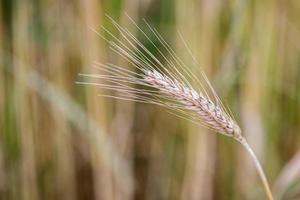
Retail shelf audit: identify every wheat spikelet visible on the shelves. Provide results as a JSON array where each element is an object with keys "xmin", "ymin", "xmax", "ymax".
[
  {"xmin": 143, "ymin": 69, "xmax": 243, "ymax": 141},
  {"xmin": 77, "ymin": 15, "xmax": 274, "ymax": 200}
]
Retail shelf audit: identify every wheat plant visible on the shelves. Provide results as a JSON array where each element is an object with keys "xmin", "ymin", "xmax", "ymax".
[{"xmin": 77, "ymin": 15, "xmax": 274, "ymax": 200}]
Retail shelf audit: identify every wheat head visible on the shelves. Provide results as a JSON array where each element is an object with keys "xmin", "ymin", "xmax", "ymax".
[{"xmin": 143, "ymin": 69, "xmax": 243, "ymax": 141}]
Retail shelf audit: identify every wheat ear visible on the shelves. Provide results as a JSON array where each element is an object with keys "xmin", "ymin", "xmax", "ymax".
[{"xmin": 78, "ymin": 15, "xmax": 274, "ymax": 200}]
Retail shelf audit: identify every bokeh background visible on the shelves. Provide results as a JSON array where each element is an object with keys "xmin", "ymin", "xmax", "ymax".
[{"xmin": 1, "ymin": 0, "xmax": 300, "ymax": 199}]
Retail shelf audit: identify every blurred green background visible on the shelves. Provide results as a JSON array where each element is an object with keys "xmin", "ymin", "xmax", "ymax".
[{"xmin": 1, "ymin": 0, "xmax": 300, "ymax": 199}]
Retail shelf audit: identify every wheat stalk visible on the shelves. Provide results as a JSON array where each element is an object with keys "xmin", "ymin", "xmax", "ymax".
[
  {"xmin": 78, "ymin": 15, "xmax": 274, "ymax": 200},
  {"xmin": 143, "ymin": 69, "xmax": 273, "ymax": 199}
]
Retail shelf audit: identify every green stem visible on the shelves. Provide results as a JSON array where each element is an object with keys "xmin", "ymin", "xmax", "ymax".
[{"xmin": 239, "ymin": 137, "xmax": 274, "ymax": 200}]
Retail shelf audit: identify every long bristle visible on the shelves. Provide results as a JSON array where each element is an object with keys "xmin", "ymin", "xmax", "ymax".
[{"xmin": 78, "ymin": 16, "xmax": 242, "ymax": 137}]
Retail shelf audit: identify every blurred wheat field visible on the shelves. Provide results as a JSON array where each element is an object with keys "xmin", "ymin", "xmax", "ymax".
[{"xmin": 1, "ymin": 0, "xmax": 300, "ymax": 200}]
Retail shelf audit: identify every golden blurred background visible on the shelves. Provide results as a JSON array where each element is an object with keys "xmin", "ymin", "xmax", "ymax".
[{"xmin": 1, "ymin": 0, "xmax": 300, "ymax": 199}]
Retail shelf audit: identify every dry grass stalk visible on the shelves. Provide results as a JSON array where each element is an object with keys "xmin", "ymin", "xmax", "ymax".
[
  {"xmin": 78, "ymin": 15, "xmax": 274, "ymax": 200},
  {"xmin": 144, "ymin": 69, "xmax": 273, "ymax": 199}
]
